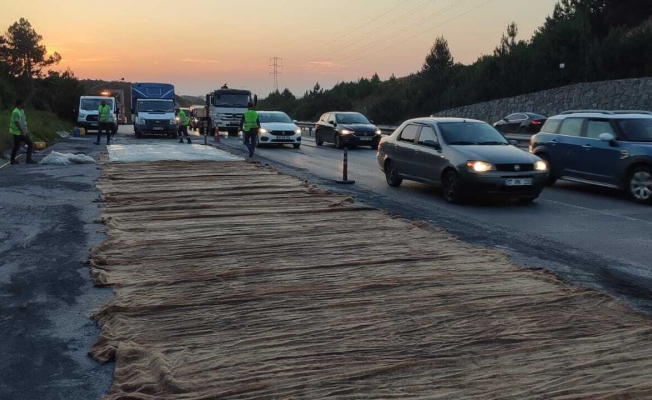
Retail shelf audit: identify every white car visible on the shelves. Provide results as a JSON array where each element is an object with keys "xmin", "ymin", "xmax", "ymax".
[{"xmin": 256, "ymin": 111, "xmax": 302, "ymax": 148}]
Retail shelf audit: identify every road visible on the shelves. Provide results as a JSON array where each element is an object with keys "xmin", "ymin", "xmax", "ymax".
[{"xmin": 191, "ymin": 129, "xmax": 652, "ymax": 314}]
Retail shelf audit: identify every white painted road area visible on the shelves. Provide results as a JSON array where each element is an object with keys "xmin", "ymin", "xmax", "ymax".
[{"xmin": 107, "ymin": 143, "xmax": 242, "ymax": 163}]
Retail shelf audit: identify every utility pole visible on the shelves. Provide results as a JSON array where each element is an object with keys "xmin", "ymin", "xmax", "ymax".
[{"xmin": 269, "ymin": 57, "xmax": 283, "ymax": 92}]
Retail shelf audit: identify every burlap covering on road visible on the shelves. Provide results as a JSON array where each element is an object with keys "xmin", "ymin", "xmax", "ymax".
[{"xmin": 89, "ymin": 160, "xmax": 652, "ymax": 399}]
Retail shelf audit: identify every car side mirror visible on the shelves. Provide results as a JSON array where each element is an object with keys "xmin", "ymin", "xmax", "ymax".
[
  {"xmin": 503, "ymin": 118, "xmax": 509, "ymax": 122},
  {"xmin": 370, "ymin": 119, "xmax": 375, "ymax": 124},
  {"xmin": 292, "ymin": 120, "xmax": 298, "ymax": 124},
  {"xmin": 421, "ymin": 140, "xmax": 441, "ymax": 150},
  {"xmin": 509, "ymin": 139, "xmax": 519, "ymax": 146},
  {"xmin": 599, "ymin": 132, "xmax": 617, "ymax": 146}
]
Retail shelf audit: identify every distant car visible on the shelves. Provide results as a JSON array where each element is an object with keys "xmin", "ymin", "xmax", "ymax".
[
  {"xmin": 530, "ymin": 110, "xmax": 652, "ymax": 204},
  {"xmin": 378, "ymin": 117, "xmax": 548, "ymax": 204},
  {"xmin": 494, "ymin": 112, "xmax": 547, "ymax": 134},
  {"xmin": 315, "ymin": 112, "xmax": 382, "ymax": 149},
  {"xmin": 255, "ymin": 111, "xmax": 302, "ymax": 149}
]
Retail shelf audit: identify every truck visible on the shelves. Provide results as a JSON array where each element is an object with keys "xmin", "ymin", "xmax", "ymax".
[
  {"xmin": 131, "ymin": 82, "xmax": 177, "ymax": 138},
  {"xmin": 76, "ymin": 96, "xmax": 118, "ymax": 134},
  {"xmin": 197, "ymin": 85, "xmax": 257, "ymax": 137}
]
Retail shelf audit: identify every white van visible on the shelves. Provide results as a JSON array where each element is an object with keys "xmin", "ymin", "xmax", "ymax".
[{"xmin": 77, "ymin": 96, "xmax": 118, "ymax": 134}]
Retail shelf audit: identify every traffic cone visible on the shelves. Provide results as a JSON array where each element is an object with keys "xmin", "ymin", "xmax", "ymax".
[{"xmin": 214, "ymin": 126, "xmax": 220, "ymax": 142}]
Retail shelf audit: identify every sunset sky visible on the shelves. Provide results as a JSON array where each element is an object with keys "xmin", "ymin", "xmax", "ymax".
[{"xmin": 2, "ymin": 0, "xmax": 559, "ymax": 97}]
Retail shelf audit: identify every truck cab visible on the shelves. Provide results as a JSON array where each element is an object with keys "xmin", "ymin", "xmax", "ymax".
[
  {"xmin": 204, "ymin": 88, "xmax": 256, "ymax": 137},
  {"xmin": 77, "ymin": 96, "xmax": 118, "ymax": 134},
  {"xmin": 131, "ymin": 83, "xmax": 177, "ymax": 138}
]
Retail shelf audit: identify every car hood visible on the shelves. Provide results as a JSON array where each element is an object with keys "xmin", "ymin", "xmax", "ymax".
[
  {"xmin": 451, "ymin": 145, "xmax": 535, "ymax": 163},
  {"xmin": 260, "ymin": 122, "xmax": 298, "ymax": 131},
  {"xmin": 340, "ymin": 123, "xmax": 378, "ymax": 133}
]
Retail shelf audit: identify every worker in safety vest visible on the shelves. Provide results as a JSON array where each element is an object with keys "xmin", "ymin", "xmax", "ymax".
[
  {"xmin": 176, "ymin": 107, "xmax": 191, "ymax": 144},
  {"xmin": 95, "ymin": 99, "xmax": 112, "ymax": 145},
  {"xmin": 9, "ymin": 99, "xmax": 35, "ymax": 165},
  {"xmin": 240, "ymin": 102, "xmax": 260, "ymax": 159}
]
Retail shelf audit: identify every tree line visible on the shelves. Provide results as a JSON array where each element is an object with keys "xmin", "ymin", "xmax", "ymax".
[
  {"xmin": 0, "ymin": 18, "xmax": 84, "ymax": 120},
  {"xmin": 258, "ymin": 0, "xmax": 652, "ymax": 124}
]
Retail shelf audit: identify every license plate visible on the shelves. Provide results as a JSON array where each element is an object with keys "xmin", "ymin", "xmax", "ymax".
[
  {"xmin": 91, "ymin": 123, "xmax": 98, "ymax": 126},
  {"xmin": 505, "ymin": 178, "xmax": 533, "ymax": 186},
  {"xmin": 276, "ymin": 136, "xmax": 291, "ymax": 140},
  {"xmin": 359, "ymin": 137, "xmax": 372, "ymax": 141},
  {"xmin": 153, "ymin": 126, "xmax": 164, "ymax": 131}
]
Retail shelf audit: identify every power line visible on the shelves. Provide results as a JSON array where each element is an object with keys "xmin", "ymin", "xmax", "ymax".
[
  {"xmin": 298, "ymin": 0, "xmax": 439, "ymax": 66},
  {"xmin": 269, "ymin": 57, "xmax": 283, "ymax": 91},
  {"xmin": 344, "ymin": 0, "xmax": 494, "ymax": 65},
  {"xmin": 301, "ymin": 0, "xmax": 410, "ymax": 60},
  {"xmin": 335, "ymin": 0, "xmax": 469, "ymax": 62}
]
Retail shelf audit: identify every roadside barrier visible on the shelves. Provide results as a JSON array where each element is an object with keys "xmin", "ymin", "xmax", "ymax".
[{"xmin": 336, "ymin": 148, "xmax": 355, "ymax": 184}]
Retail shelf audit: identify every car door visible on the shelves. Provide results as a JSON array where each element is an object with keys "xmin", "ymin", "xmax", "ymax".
[
  {"xmin": 316, "ymin": 113, "xmax": 329, "ymax": 141},
  {"xmin": 391, "ymin": 124, "xmax": 422, "ymax": 178},
  {"xmin": 554, "ymin": 117, "xmax": 587, "ymax": 178},
  {"xmin": 575, "ymin": 118, "xmax": 622, "ymax": 184},
  {"xmin": 327, "ymin": 113, "xmax": 338, "ymax": 142},
  {"xmin": 413, "ymin": 125, "xmax": 447, "ymax": 185},
  {"xmin": 508, "ymin": 114, "xmax": 527, "ymax": 133}
]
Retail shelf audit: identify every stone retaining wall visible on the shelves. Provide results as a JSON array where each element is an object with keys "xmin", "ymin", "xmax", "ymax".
[{"xmin": 432, "ymin": 77, "xmax": 652, "ymax": 123}]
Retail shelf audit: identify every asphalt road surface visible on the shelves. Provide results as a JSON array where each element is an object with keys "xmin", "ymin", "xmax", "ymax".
[{"xmin": 196, "ymin": 129, "xmax": 652, "ymax": 315}]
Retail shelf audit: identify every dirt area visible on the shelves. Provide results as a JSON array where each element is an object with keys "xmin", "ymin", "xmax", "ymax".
[{"xmin": 89, "ymin": 160, "xmax": 652, "ymax": 399}]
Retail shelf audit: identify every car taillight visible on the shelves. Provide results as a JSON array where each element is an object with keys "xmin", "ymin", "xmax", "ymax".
[{"xmin": 531, "ymin": 120, "xmax": 543, "ymax": 125}]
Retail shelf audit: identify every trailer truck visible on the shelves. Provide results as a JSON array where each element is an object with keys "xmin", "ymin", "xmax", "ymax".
[{"xmin": 131, "ymin": 82, "xmax": 177, "ymax": 138}]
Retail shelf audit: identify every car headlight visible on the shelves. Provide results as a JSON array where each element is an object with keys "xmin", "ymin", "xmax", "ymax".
[
  {"xmin": 341, "ymin": 129, "xmax": 354, "ymax": 135},
  {"xmin": 535, "ymin": 160, "xmax": 548, "ymax": 171},
  {"xmin": 259, "ymin": 128, "xmax": 269, "ymax": 134},
  {"xmin": 375, "ymin": 129, "xmax": 381, "ymax": 135},
  {"xmin": 295, "ymin": 128, "xmax": 302, "ymax": 134},
  {"xmin": 170, "ymin": 117, "xmax": 177, "ymax": 124},
  {"xmin": 466, "ymin": 161, "xmax": 495, "ymax": 173}
]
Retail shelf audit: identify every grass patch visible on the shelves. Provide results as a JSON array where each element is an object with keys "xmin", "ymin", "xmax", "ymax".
[{"xmin": 0, "ymin": 109, "xmax": 73, "ymax": 158}]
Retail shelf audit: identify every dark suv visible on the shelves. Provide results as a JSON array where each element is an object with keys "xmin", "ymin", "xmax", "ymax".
[
  {"xmin": 530, "ymin": 110, "xmax": 652, "ymax": 204},
  {"xmin": 315, "ymin": 112, "xmax": 382, "ymax": 149}
]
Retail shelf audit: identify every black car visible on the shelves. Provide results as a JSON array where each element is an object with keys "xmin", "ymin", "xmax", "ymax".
[
  {"xmin": 378, "ymin": 118, "xmax": 548, "ymax": 203},
  {"xmin": 494, "ymin": 112, "xmax": 547, "ymax": 134},
  {"xmin": 315, "ymin": 112, "xmax": 382, "ymax": 149}
]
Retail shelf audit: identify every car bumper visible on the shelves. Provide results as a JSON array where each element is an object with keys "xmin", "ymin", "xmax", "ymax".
[
  {"xmin": 259, "ymin": 133, "xmax": 301, "ymax": 144},
  {"xmin": 459, "ymin": 171, "xmax": 547, "ymax": 197},
  {"xmin": 342, "ymin": 134, "xmax": 381, "ymax": 145}
]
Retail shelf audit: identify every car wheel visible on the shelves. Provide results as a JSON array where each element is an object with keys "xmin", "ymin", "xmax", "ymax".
[
  {"xmin": 518, "ymin": 197, "xmax": 537, "ymax": 204},
  {"xmin": 442, "ymin": 171, "xmax": 464, "ymax": 204},
  {"xmin": 537, "ymin": 153, "xmax": 557, "ymax": 186},
  {"xmin": 334, "ymin": 135, "xmax": 344, "ymax": 149},
  {"xmin": 385, "ymin": 161, "xmax": 402, "ymax": 187},
  {"xmin": 627, "ymin": 166, "xmax": 652, "ymax": 204},
  {"xmin": 316, "ymin": 136, "xmax": 324, "ymax": 146},
  {"xmin": 293, "ymin": 143, "xmax": 301, "ymax": 149},
  {"xmin": 135, "ymin": 129, "xmax": 142, "ymax": 139}
]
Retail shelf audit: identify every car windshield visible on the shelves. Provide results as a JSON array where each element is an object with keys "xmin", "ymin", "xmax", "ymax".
[
  {"xmin": 618, "ymin": 119, "xmax": 652, "ymax": 142},
  {"xmin": 259, "ymin": 113, "xmax": 292, "ymax": 123},
  {"xmin": 81, "ymin": 98, "xmax": 113, "ymax": 111},
  {"xmin": 138, "ymin": 100, "xmax": 174, "ymax": 112},
  {"xmin": 439, "ymin": 122, "xmax": 509, "ymax": 145},
  {"xmin": 213, "ymin": 93, "xmax": 250, "ymax": 108},
  {"xmin": 336, "ymin": 113, "xmax": 370, "ymax": 124}
]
